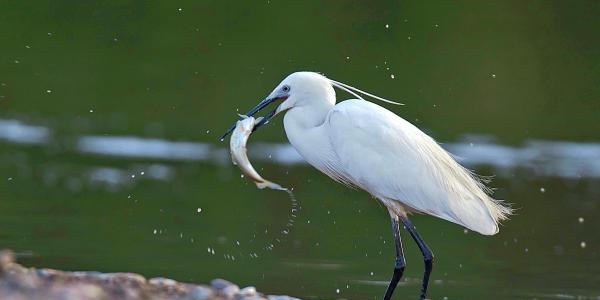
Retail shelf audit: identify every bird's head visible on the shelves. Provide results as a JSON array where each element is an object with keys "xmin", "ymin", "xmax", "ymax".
[
  {"xmin": 220, "ymin": 71, "xmax": 334, "ymax": 139},
  {"xmin": 271, "ymin": 72, "xmax": 336, "ymax": 114},
  {"xmin": 220, "ymin": 71, "xmax": 401, "ymax": 140}
]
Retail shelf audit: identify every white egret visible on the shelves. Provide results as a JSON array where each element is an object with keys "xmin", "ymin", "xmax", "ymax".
[{"xmin": 221, "ymin": 71, "xmax": 512, "ymax": 300}]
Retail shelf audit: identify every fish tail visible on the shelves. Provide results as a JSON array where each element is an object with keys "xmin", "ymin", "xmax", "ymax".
[{"xmin": 256, "ymin": 181, "xmax": 287, "ymax": 191}]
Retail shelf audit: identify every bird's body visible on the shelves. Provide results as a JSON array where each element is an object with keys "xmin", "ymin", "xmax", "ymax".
[
  {"xmin": 285, "ymin": 98, "xmax": 510, "ymax": 235},
  {"xmin": 221, "ymin": 71, "xmax": 511, "ymax": 300}
]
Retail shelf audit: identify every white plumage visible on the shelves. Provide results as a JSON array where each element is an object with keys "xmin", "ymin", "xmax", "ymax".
[
  {"xmin": 276, "ymin": 72, "xmax": 511, "ymax": 235},
  {"xmin": 223, "ymin": 71, "xmax": 512, "ymax": 299}
]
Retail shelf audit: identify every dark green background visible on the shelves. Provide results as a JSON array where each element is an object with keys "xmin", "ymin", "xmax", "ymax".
[{"xmin": 1, "ymin": 1, "xmax": 598, "ymax": 299}]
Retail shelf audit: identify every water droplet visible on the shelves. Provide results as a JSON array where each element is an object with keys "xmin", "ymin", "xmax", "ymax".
[
  {"xmin": 178, "ymin": 8, "xmax": 182, "ymax": 12},
  {"xmin": 197, "ymin": 208, "xmax": 202, "ymax": 213},
  {"xmin": 7, "ymin": 177, "xmax": 13, "ymax": 181},
  {"xmin": 580, "ymin": 241, "xmax": 586, "ymax": 248},
  {"xmin": 140, "ymin": 171, "xmax": 145, "ymax": 175},
  {"xmin": 540, "ymin": 187, "xmax": 545, "ymax": 193},
  {"xmin": 206, "ymin": 130, "xmax": 210, "ymax": 134},
  {"xmin": 578, "ymin": 217, "xmax": 584, "ymax": 224},
  {"xmin": 370, "ymin": 271, "xmax": 374, "ymax": 276},
  {"xmin": 240, "ymin": 174, "xmax": 244, "ymax": 178},
  {"xmin": 390, "ymin": 74, "xmax": 395, "ymax": 79},
  {"xmin": 153, "ymin": 229, "xmax": 157, "ymax": 234},
  {"xmin": 385, "ymin": 24, "xmax": 389, "ymax": 29},
  {"xmin": 89, "ymin": 109, "xmax": 94, "ymax": 113},
  {"xmin": 407, "ymin": 36, "xmax": 412, "ymax": 40},
  {"xmin": 14, "ymin": 60, "xmax": 20, "ymax": 64},
  {"xmin": 47, "ymin": 32, "xmax": 52, "ymax": 36},
  {"xmin": 46, "ymin": 89, "xmax": 52, "ymax": 93},
  {"xmin": 492, "ymin": 74, "xmax": 497, "ymax": 78},
  {"xmin": 346, "ymin": 56, "xmax": 350, "ymax": 60},
  {"xmin": 463, "ymin": 229, "xmax": 469, "ymax": 234},
  {"xmin": 336, "ymin": 289, "xmax": 340, "ymax": 294},
  {"xmin": 131, "ymin": 174, "xmax": 136, "ymax": 178}
]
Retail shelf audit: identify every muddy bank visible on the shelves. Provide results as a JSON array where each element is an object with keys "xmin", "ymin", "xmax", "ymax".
[{"xmin": 0, "ymin": 250, "xmax": 299, "ymax": 300}]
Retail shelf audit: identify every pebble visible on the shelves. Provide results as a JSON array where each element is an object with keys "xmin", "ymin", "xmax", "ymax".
[
  {"xmin": 0, "ymin": 249, "xmax": 299, "ymax": 300},
  {"xmin": 188, "ymin": 286, "xmax": 215, "ymax": 300},
  {"xmin": 240, "ymin": 286, "xmax": 257, "ymax": 296}
]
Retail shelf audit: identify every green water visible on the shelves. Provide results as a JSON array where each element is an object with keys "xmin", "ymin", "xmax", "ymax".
[{"xmin": 1, "ymin": 1, "xmax": 599, "ymax": 299}]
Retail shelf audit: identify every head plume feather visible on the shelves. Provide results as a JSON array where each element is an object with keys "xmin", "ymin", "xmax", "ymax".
[{"xmin": 329, "ymin": 79, "xmax": 404, "ymax": 106}]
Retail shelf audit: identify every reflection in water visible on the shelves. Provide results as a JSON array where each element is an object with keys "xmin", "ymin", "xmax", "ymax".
[
  {"xmin": 1, "ymin": 118, "xmax": 599, "ymax": 300},
  {"xmin": 0, "ymin": 119, "xmax": 50, "ymax": 145},
  {"xmin": 76, "ymin": 135, "xmax": 600, "ymax": 179},
  {"xmin": 86, "ymin": 164, "xmax": 174, "ymax": 191},
  {"xmin": 77, "ymin": 136, "xmax": 213, "ymax": 161},
  {"xmin": 1, "ymin": 118, "xmax": 599, "ymax": 179}
]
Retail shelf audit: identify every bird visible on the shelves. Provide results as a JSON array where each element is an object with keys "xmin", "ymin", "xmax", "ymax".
[{"xmin": 220, "ymin": 71, "xmax": 512, "ymax": 300}]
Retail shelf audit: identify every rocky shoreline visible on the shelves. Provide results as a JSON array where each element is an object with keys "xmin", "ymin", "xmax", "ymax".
[{"xmin": 0, "ymin": 250, "xmax": 299, "ymax": 300}]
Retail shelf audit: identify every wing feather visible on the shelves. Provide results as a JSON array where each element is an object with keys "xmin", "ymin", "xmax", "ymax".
[{"xmin": 324, "ymin": 100, "xmax": 511, "ymax": 235}]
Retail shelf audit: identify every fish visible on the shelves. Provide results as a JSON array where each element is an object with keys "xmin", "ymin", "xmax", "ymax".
[{"xmin": 229, "ymin": 115, "xmax": 287, "ymax": 191}]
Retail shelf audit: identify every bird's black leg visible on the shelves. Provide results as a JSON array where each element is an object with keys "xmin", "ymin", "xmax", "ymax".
[
  {"xmin": 400, "ymin": 216, "xmax": 434, "ymax": 300},
  {"xmin": 383, "ymin": 216, "xmax": 406, "ymax": 300}
]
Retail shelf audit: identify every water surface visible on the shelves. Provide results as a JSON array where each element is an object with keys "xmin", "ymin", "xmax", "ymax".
[{"xmin": 1, "ymin": 1, "xmax": 598, "ymax": 299}]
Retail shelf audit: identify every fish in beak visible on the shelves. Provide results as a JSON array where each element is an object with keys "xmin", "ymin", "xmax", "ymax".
[
  {"xmin": 229, "ymin": 115, "xmax": 287, "ymax": 191},
  {"xmin": 220, "ymin": 92, "xmax": 289, "ymax": 141}
]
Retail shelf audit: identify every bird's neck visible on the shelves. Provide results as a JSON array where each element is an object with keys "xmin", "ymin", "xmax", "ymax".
[
  {"xmin": 283, "ymin": 99, "xmax": 334, "ymax": 167},
  {"xmin": 284, "ymin": 100, "xmax": 334, "ymax": 130}
]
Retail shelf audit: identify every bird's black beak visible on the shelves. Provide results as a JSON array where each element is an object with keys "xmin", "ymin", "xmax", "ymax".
[{"xmin": 220, "ymin": 95, "xmax": 288, "ymax": 140}]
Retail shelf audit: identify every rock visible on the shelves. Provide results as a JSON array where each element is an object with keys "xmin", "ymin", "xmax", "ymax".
[
  {"xmin": 187, "ymin": 286, "xmax": 214, "ymax": 300},
  {"xmin": 149, "ymin": 277, "xmax": 178, "ymax": 287},
  {"xmin": 0, "ymin": 249, "xmax": 15, "ymax": 272},
  {"xmin": 268, "ymin": 296, "xmax": 302, "ymax": 300},
  {"xmin": 0, "ymin": 249, "xmax": 300, "ymax": 300},
  {"xmin": 210, "ymin": 278, "xmax": 237, "ymax": 290},
  {"xmin": 239, "ymin": 286, "xmax": 256, "ymax": 296},
  {"xmin": 221, "ymin": 284, "xmax": 240, "ymax": 298}
]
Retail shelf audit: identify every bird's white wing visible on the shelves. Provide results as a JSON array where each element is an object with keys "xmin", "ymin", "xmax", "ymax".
[{"xmin": 325, "ymin": 99, "xmax": 510, "ymax": 235}]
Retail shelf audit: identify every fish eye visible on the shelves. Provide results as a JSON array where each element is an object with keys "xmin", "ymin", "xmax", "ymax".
[{"xmin": 282, "ymin": 85, "xmax": 290, "ymax": 93}]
